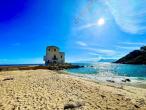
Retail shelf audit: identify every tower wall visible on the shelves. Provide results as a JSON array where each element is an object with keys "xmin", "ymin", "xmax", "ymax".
[{"xmin": 44, "ymin": 46, "xmax": 65, "ymax": 64}]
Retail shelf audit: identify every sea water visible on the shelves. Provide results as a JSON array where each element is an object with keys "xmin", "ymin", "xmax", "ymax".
[{"xmin": 65, "ymin": 63, "xmax": 146, "ymax": 87}]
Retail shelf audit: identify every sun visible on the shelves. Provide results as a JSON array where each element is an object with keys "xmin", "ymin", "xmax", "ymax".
[{"xmin": 97, "ymin": 18, "xmax": 105, "ymax": 26}]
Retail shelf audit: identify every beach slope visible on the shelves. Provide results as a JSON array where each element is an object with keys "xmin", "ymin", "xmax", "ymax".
[{"xmin": 0, "ymin": 70, "xmax": 146, "ymax": 110}]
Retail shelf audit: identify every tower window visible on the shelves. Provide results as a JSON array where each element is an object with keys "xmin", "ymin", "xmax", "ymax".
[
  {"xmin": 54, "ymin": 49, "xmax": 56, "ymax": 51},
  {"xmin": 61, "ymin": 55, "xmax": 62, "ymax": 58},
  {"xmin": 53, "ymin": 55, "xmax": 57, "ymax": 60}
]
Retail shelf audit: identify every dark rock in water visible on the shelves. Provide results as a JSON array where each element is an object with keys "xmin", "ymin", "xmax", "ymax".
[
  {"xmin": 125, "ymin": 78, "xmax": 131, "ymax": 82},
  {"xmin": 106, "ymin": 80, "xmax": 115, "ymax": 83},
  {"xmin": 90, "ymin": 65, "xmax": 94, "ymax": 67},
  {"xmin": 114, "ymin": 46, "xmax": 146, "ymax": 64},
  {"xmin": 121, "ymin": 80, "xmax": 126, "ymax": 82},
  {"xmin": 122, "ymin": 78, "xmax": 131, "ymax": 82}
]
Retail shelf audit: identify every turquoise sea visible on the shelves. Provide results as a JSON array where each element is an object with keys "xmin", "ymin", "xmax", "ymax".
[{"xmin": 65, "ymin": 63, "xmax": 146, "ymax": 88}]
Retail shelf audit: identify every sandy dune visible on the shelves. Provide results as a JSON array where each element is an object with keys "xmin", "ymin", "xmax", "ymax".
[{"xmin": 0, "ymin": 70, "xmax": 146, "ymax": 110}]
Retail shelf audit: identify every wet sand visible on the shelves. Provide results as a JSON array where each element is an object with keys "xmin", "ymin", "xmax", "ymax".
[{"xmin": 0, "ymin": 70, "xmax": 146, "ymax": 110}]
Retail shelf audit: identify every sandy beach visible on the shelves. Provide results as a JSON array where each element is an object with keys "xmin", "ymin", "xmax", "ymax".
[{"xmin": 0, "ymin": 70, "xmax": 146, "ymax": 110}]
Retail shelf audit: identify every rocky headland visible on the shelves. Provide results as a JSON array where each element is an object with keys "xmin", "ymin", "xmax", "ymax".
[{"xmin": 115, "ymin": 46, "xmax": 146, "ymax": 64}]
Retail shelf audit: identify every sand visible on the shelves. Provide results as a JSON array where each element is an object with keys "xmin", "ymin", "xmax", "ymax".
[{"xmin": 0, "ymin": 70, "xmax": 146, "ymax": 110}]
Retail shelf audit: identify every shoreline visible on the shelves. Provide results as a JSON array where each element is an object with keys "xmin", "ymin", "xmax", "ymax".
[
  {"xmin": 0, "ymin": 69, "xmax": 146, "ymax": 109},
  {"xmin": 64, "ymin": 70, "xmax": 146, "ymax": 89}
]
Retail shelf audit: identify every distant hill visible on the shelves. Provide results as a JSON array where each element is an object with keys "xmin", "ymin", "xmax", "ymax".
[
  {"xmin": 98, "ymin": 59, "xmax": 117, "ymax": 62},
  {"xmin": 115, "ymin": 46, "xmax": 146, "ymax": 64}
]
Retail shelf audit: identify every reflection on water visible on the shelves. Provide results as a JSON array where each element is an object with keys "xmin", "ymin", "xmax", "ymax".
[
  {"xmin": 67, "ymin": 63, "xmax": 146, "ymax": 78},
  {"xmin": 65, "ymin": 63, "xmax": 146, "ymax": 87}
]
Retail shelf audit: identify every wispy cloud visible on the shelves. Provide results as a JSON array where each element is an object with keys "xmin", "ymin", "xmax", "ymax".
[
  {"xmin": 76, "ymin": 23, "xmax": 96, "ymax": 30},
  {"xmin": 76, "ymin": 41, "xmax": 87, "ymax": 47},
  {"xmin": 119, "ymin": 42, "xmax": 145, "ymax": 46},
  {"xmin": 75, "ymin": 17, "xmax": 106, "ymax": 31},
  {"xmin": 98, "ymin": 49, "xmax": 116, "ymax": 56},
  {"xmin": 105, "ymin": 0, "xmax": 146, "ymax": 34},
  {"xmin": 116, "ymin": 45, "xmax": 139, "ymax": 50},
  {"xmin": 75, "ymin": 40, "xmax": 117, "ymax": 59},
  {"xmin": 82, "ymin": 47, "xmax": 116, "ymax": 56},
  {"xmin": 117, "ymin": 41, "xmax": 145, "ymax": 50},
  {"xmin": 88, "ymin": 52, "xmax": 99, "ymax": 56},
  {"xmin": 68, "ymin": 57, "xmax": 101, "ymax": 63}
]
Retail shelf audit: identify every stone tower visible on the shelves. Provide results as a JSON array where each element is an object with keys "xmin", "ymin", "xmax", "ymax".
[{"xmin": 43, "ymin": 46, "xmax": 65, "ymax": 65}]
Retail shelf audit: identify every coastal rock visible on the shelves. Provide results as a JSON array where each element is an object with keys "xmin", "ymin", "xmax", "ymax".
[
  {"xmin": 0, "ymin": 63, "xmax": 83, "ymax": 71},
  {"xmin": 122, "ymin": 78, "xmax": 131, "ymax": 82},
  {"xmin": 106, "ymin": 80, "xmax": 115, "ymax": 83},
  {"xmin": 125, "ymin": 78, "xmax": 131, "ymax": 82},
  {"xmin": 47, "ymin": 63, "xmax": 82, "ymax": 70}
]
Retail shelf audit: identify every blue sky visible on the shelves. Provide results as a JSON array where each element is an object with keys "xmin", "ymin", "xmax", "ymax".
[{"xmin": 0, "ymin": 0, "xmax": 146, "ymax": 64}]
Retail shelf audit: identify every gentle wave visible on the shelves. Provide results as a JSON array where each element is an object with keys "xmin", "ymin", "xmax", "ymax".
[{"xmin": 65, "ymin": 63, "xmax": 146, "ymax": 88}]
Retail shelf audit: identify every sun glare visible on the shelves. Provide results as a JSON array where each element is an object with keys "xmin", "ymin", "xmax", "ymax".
[{"xmin": 97, "ymin": 18, "xmax": 105, "ymax": 26}]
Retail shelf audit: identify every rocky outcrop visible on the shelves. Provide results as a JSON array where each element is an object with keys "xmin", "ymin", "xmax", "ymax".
[
  {"xmin": 0, "ymin": 63, "xmax": 83, "ymax": 71},
  {"xmin": 115, "ymin": 46, "xmax": 146, "ymax": 64},
  {"xmin": 46, "ymin": 63, "xmax": 82, "ymax": 70}
]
